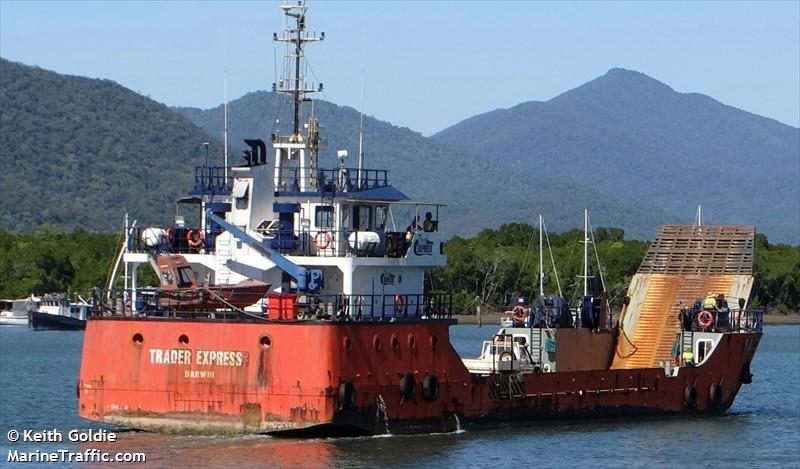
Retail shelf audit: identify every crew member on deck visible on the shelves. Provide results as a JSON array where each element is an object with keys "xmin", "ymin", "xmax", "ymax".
[
  {"xmin": 405, "ymin": 216, "xmax": 420, "ymax": 242},
  {"xmin": 703, "ymin": 292, "xmax": 718, "ymax": 311},
  {"xmin": 716, "ymin": 293, "xmax": 730, "ymax": 330},
  {"xmin": 423, "ymin": 212, "xmax": 435, "ymax": 232}
]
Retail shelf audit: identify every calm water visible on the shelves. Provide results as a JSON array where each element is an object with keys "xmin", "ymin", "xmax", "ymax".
[{"xmin": 1, "ymin": 325, "xmax": 798, "ymax": 468}]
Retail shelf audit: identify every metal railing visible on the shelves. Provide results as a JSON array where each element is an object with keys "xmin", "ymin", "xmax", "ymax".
[
  {"xmin": 88, "ymin": 289, "xmax": 453, "ymax": 322},
  {"xmin": 679, "ymin": 307, "xmax": 764, "ymax": 333},
  {"xmin": 299, "ymin": 293, "xmax": 452, "ymax": 321},
  {"xmin": 127, "ymin": 226, "xmax": 220, "ymax": 254},
  {"xmin": 275, "ymin": 167, "xmax": 390, "ymax": 194},
  {"xmin": 272, "ymin": 229, "xmax": 416, "ymax": 258},
  {"xmin": 193, "ymin": 166, "xmax": 232, "ymax": 194}
]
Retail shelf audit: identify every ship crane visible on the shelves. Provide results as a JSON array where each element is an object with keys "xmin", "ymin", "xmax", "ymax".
[{"xmin": 207, "ymin": 212, "xmax": 323, "ymax": 292}]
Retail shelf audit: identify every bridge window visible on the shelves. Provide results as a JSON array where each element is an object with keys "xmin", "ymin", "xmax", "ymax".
[
  {"xmin": 376, "ymin": 206, "xmax": 387, "ymax": 231},
  {"xmin": 357, "ymin": 206, "xmax": 372, "ymax": 230},
  {"xmin": 315, "ymin": 206, "xmax": 334, "ymax": 228}
]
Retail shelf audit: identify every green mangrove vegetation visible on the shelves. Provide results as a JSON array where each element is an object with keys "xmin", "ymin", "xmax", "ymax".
[{"xmin": 0, "ymin": 224, "xmax": 797, "ymax": 314}]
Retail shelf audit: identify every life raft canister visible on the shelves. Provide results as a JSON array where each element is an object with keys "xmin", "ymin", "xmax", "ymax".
[
  {"xmin": 422, "ymin": 374, "xmax": 439, "ymax": 401},
  {"xmin": 338, "ymin": 381, "xmax": 356, "ymax": 409},
  {"xmin": 399, "ymin": 372, "xmax": 415, "ymax": 400},
  {"xmin": 314, "ymin": 231, "xmax": 332, "ymax": 250},
  {"xmin": 394, "ymin": 294, "xmax": 405, "ymax": 314}
]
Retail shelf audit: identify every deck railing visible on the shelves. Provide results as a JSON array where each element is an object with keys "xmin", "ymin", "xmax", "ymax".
[
  {"xmin": 193, "ymin": 166, "xmax": 232, "ymax": 194},
  {"xmin": 87, "ymin": 289, "xmax": 453, "ymax": 322},
  {"xmin": 126, "ymin": 226, "xmax": 441, "ymax": 260},
  {"xmin": 274, "ymin": 167, "xmax": 390, "ymax": 194}
]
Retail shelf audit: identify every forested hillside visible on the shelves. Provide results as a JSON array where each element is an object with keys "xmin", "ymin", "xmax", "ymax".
[
  {"xmin": 0, "ymin": 59, "xmax": 220, "ymax": 232},
  {"xmin": 1, "ymin": 59, "xmax": 797, "ymax": 245},
  {"xmin": 434, "ymin": 68, "xmax": 800, "ymax": 244}
]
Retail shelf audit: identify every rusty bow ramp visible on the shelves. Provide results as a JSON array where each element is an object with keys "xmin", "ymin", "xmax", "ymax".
[{"xmin": 611, "ymin": 225, "xmax": 755, "ymax": 370}]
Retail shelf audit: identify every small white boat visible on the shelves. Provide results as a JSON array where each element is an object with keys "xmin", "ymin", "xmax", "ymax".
[
  {"xmin": 29, "ymin": 294, "xmax": 90, "ymax": 330},
  {"xmin": 0, "ymin": 297, "xmax": 38, "ymax": 326}
]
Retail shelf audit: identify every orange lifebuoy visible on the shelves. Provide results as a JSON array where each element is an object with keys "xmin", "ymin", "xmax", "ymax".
[
  {"xmin": 697, "ymin": 310, "xmax": 714, "ymax": 328},
  {"xmin": 512, "ymin": 305, "xmax": 527, "ymax": 323},
  {"xmin": 164, "ymin": 228, "xmax": 174, "ymax": 243},
  {"xmin": 187, "ymin": 229, "xmax": 205, "ymax": 248},
  {"xmin": 314, "ymin": 231, "xmax": 332, "ymax": 250},
  {"xmin": 394, "ymin": 294, "xmax": 405, "ymax": 314}
]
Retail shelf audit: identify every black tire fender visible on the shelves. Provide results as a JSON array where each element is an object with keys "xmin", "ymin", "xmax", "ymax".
[
  {"xmin": 709, "ymin": 383, "xmax": 722, "ymax": 406},
  {"xmin": 684, "ymin": 385, "xmax": 697, "ymax": 408},
  {"xmin": 400, "ymin": 372, "xmax": 416, "ymax": 400},
  {"xmin": 339, "ymin": 381, "xmax": 356, "ymax": 409},
  {"xmin": 422, "ymin": 374, "xmax": 439, "ymax": 401}
]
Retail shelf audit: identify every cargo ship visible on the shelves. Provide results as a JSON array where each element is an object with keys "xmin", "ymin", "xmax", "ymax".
[{"xmin": 78, "ymin": 2, "xmax": 762, "ymax": 436}]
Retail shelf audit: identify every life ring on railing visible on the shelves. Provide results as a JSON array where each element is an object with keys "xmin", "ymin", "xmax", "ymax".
[
  {"xmin": 164, "ymin": 228, "xmax": 174, "ymax": 244},
  {"xmin": 186, "ymin": 229, "xmax": 204, "ymax": 248},
  {"xmin": 512, "ymin": 305, "xmax": 527, "ymax": 323},
  {"xmin": 394, "ymin": 294, "xmax": 405, "ymax": 314},
  {"xmin": 697, "ymin": 310, "xmax": 714, "ymax": 329},
  {"xmin": 314, "ymin": 231, "xmax": 332, "ymax": 250}
]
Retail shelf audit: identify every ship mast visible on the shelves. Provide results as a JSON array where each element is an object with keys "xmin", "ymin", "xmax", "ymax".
[
  {"xmin": 271, "ymin": 1, "xmax": 324, "ymax": 193},
  {"xmin": 273, "ymin": 1, "xmax": 324, "ymax": 140}
]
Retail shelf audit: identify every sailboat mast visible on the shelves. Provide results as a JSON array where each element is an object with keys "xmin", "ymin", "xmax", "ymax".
[
  {"xmin": 583, "ymin": 209, "xmax": 589, "ymax": 297},
  {"xmin": 539, "ymin": 214, "xmax": 544, "ymax": 295}
]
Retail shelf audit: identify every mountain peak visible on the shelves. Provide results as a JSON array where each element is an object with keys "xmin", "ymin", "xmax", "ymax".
[{"xmin": 551, "ymin": 68, "xmax": 675, "ymax": 105}]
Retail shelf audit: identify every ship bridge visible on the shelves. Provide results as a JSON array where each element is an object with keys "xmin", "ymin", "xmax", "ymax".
[{"xmin": 611, "ymin": 225, "xmax": 755, "ymax": 370}]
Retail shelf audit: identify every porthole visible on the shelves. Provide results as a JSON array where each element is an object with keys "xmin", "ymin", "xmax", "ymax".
[
  {"xmin": 178, "ymin": 334, "xmax": 189, "ymax": 345},
  {"xmin": 343, "ymin": 336, "xmax": 352, "ymax": 352},
  {"xmin": 430, "ymin": 335, "xmax": 438, "ymax": 350},
  {"xmin": 407, "ymin": 333, "xmax": 416, "ymax": 350},
  {"xmin": 391, "ymin": 334, "xmax": 400, "ymax": 351},
  {"xmin": 132, "ymin": 333, "xmax": 144, "ymax": 346},
  {"xmin": 373, "ymin": 335, "xmax": 382, "ymax": 351},
  {"xmin": 259, "ymin": 335, "xmax": 272, "ymax": 349}
]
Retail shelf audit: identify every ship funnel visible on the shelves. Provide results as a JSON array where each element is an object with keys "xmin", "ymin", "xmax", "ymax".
[{"xmin": 244, "ymin": 139, "xmax": 267, "ymax": 165}]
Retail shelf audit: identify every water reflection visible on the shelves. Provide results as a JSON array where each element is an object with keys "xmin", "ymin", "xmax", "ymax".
[
  {"xmin": 75, "ymin": 430, "xmax": 474, "ymax": 468},
  {"xmin": 80, "ymin": 433, "xmax": 342, "ymax": 468}
]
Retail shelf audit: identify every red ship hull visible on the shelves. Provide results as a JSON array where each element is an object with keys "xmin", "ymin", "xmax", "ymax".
[{"xmin": 78, "ymin": 318, "xmax": 760, "ymax": 435}]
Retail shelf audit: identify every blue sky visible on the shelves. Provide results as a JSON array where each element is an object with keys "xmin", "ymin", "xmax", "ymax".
[{"xmin": 1, "ymin": 1, "xmax": 798, "ymax": 136}]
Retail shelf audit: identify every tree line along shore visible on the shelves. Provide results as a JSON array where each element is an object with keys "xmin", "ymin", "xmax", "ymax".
[{"xmin": 0, "ymin": 224, "xmax": 797, "ymax": 316}]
